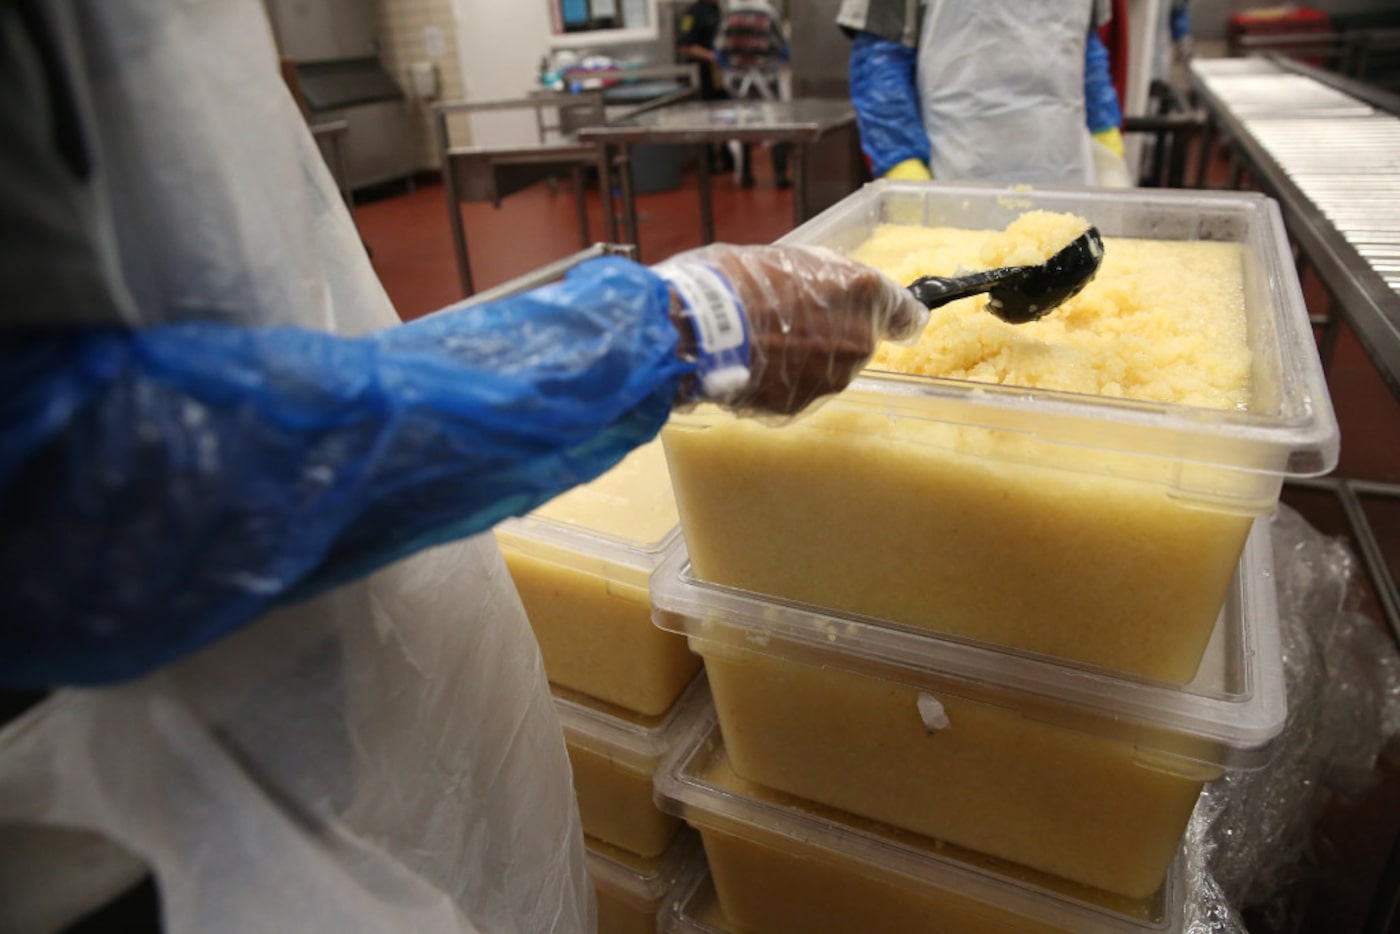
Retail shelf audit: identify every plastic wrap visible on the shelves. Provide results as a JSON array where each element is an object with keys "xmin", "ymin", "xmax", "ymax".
[
  {"xmin": 656, "ymin": 244, "xmax": 928, "ymax": 418},
  {"xmin": 1183, "ymin": 504, "xmax": 1400, "ymax": 933},
  {"xmin": 847, "ymin": 32, "xmax": 931, "ymax": 178}
]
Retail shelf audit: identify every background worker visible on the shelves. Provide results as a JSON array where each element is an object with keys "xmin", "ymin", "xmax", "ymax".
[
  {"xmin": 716, "ymin": 0, "xmax": 794, "ymax": 188},
  {"xmin": 838, "ymin": 0, "xmax": 1129, "ymax": 186}
]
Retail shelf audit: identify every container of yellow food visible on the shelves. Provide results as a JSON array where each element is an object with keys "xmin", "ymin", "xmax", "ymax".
[
  {"xmin": 496, "ymin": 439, "xmax": 701, "ymax": 715},
  {"xmin": 655, "ymin": 717, "xmax": 1187, "ymax": 934},
  {"xmin": 662, "ymin": 182, "xmax": 1336, "ymax": 683},
  {"xmin": 650, "ymin": 519, "xmax": 1283, "ymax": 899},
  {"xmin": 555, "ymin": 673, "xmax": 711, "ymax": 859},
  {"xmin": 589, "ymin": 829, "xmax": 703, "ymax": 934},
  {"xmin": 659, "ymin": 868, "xmax": 738, "ymax": 934}
]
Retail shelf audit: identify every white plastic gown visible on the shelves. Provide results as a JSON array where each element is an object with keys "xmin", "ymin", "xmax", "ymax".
[
  {"xmin": 0, "ymin": 1, "xmax": 593, "ymax": 931},
  {"xmin": 916, "ymin": 0, "xmax": 1096, "ymax": 185}
]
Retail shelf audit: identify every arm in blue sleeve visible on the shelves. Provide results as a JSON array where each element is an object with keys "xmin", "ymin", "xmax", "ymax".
[
  {"xmin": 1170, "ymin": 3, "xmax": 1191, "ymax": 42},
  {"xmin": 0, "ymin": 257, "xmax": 692, "ymax": 688},
  {"xmin": 848, "ymin": 31, "xmax": 929, "ymax": 177},
  {"xmin": 1083, "ymin": 28, "xmax": 1123, "ymax": 136}
]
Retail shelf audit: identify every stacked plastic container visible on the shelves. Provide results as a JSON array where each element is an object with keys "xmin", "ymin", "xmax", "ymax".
[
  {"xmin": 493, "ymin": 439, "xmax": 707, "ymax": 931},
  {"xmin": 589, "ymin": 830, "xmax": 704, "ymax": 934},
  {"xmin": 646, "ymin": 182, "xmax": 1339, "ymax": 931}
]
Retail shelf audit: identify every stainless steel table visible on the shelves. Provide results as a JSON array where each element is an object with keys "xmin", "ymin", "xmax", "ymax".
[
  {"xmin": 434, "ymin": 94, "xmax": 614, "ymax": 296},
  {"xmin": 578, "ymin": 98, "xmax": 863, "ymax": 258}
]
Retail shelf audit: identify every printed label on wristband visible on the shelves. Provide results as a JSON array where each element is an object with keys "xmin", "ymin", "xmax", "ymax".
[{"xmin": 660, "ymin": 262, "xmax": 751, "ymax": 400}]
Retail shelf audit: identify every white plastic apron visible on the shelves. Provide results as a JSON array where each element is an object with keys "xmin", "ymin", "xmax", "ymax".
[
  {"xmin": 0, "ymin": 2, "xmax": 592, "ymax": 932},
  {"xmin": 916, "ymin": 0, "xmax": 1096, "ymax": 185}
]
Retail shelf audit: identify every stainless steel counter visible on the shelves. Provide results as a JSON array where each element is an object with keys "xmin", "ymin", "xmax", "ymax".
[{"xmin": 578, "ymin": 98, "xmax": 863, "ymax": 255}]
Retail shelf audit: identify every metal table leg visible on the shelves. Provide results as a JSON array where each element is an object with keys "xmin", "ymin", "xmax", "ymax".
[
  {"xmin": 791, "ymin": 141, "xmax": 808, "ymax": 227},
  {"xmin": 441, "ymin": 158, "xmax": 474, "ymax": 297},
  {"xmin": 1193, "ymin": 118, "xmax": 1216, "ymax": 189},
  {"xmin": 618, "ymin": 145, "xmax": 639, "ymax": 253},
  {"xmin": 597, "ymin": 144, "xmax": 618, "ymax": 245},
  {"xmin": 697, "ymin": 143, "xmax": 715, "ymax": 245},
  {"xmin": 571, "ymin": 166, "xmax": 590, "ymax": 248}
]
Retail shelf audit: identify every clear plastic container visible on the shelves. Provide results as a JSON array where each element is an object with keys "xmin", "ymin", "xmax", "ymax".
[
  {"xmin": 589, "ymin": 829, "xmax": 704, "ymax": 934},
  {"xmin": 495, "ymin": 439, "xmax": 701, "ymax": 715},
  {"xmin": 651, "ymin": 518, "xmax": 1284, "ymax": 899},
  {"xmin": 655, "ymin": 716, "xmax": 1187, "ymax": 934},
  {"xmin": 555, "ymin": 673, "xmax": 712, "ymax": 859},
  {"xmin": 662, "ymin": 181, "xmax": 1337, "ymax": 683},
  {"xmin": 659, "ymin": 869, "xmax": 738, "ymax": 934}
]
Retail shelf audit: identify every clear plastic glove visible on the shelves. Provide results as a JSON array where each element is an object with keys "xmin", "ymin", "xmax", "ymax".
[{"xmin": 654, "ymin": 243, "xmax": 929, "ymax": 417}]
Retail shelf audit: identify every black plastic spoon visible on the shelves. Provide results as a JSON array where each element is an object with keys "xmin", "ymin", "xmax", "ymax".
[{"xmin": 907, "ymin": 227, "xmax": 1105, "ymax": 324}]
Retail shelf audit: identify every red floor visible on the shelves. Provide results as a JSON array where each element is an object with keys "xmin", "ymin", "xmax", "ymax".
[
  {"xmin": 355, "ymin": 155, "xmax": 1400, "ymax": 934},
  {"xmin": 359, "ymin": 165, "xmax": 795, "ymax": 322}
]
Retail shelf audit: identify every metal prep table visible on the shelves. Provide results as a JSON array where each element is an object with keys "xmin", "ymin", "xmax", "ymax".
[
  {"xmin": 1190, "ymin": 55, "xmax": 1400, "ymax": 648},
  {"xmin": 577, "ymin": 98, "xmax": 863, "ymax": 258}
]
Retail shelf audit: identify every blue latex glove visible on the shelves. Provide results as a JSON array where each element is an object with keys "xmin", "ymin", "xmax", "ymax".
[
  {"xmin": 1, "ymin": 257, "xmax": 689, "ymax": 687},
  {"xmin": 848, "ymin": 31, "xmax": 930, "ymax": 179},
  {"xmin": 1084, "ymin": 28, "xmax": 1124, "ymax": 137}
]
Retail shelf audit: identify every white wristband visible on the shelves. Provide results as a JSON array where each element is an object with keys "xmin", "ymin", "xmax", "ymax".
[{"xmin": 658, "ymin": 262, "xmax": 751, "ymax": 400}]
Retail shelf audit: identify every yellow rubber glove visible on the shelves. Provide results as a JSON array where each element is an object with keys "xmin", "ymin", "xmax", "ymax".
[
  {"xmin": 884, "ymin": 158, "xmax": 933, "ymax": 181},
  {"xmin": 1092, "ymin": 127, "xmax": 1125, "ymax": 158}
]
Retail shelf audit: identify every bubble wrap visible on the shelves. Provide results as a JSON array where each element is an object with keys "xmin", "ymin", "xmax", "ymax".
[{"xmin": 1183, "ymin": 505, "xmax": 1400, "ymax": 933}]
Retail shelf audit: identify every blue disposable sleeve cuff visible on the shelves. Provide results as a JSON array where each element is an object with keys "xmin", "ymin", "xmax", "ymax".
[{"xmin": 848, "ymin": 32, "xmax": 930, "ymax": 178}]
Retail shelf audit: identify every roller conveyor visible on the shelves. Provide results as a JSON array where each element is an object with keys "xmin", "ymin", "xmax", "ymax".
[
  {"xmin": 1192, "ymin": 56, "xmax": 1400, "ymax": 392},
  {"xmin": 1191, "ymin": 55, "xmax": 1400, "ymax": 652}
]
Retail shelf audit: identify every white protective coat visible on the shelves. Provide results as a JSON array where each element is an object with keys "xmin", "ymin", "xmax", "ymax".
[
  {"xmin": 0, "ymin": 2, "xmax": 593, "ymax": 932},
  {"xmin": 916, "ymin": 0, "xmax": 1097, "ymax": 185}
]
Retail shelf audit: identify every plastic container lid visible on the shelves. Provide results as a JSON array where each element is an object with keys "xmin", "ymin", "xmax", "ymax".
[
  {"xmin": 494, "ymin": 438, "xmax": 680, "ymax": 588},
  {"xmin": 658, "ymin": 866, "xmax": 738, "ymax": 934},
  {"xmin": 553, "ymin": 673, "xmax": 713, "ymax": 773},
  {"xmin": 655, "ymin": 715, "xmax": 1186, "ymax": 933},
  {"xmin": 770, "ymin": 181, "xmax": 1338, "ymax": 481},
  {"xmin": 587, "ymin": 828, "xmax": 703, "ymax": 913},
  {"xmin": 652, "ymin": 518, "xmax": 1286, "ymax": 771}
]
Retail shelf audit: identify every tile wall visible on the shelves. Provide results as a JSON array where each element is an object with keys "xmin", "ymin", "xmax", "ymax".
[{"xmin": 374, "ymin": 0, "xmax": 472, "ymax": 169}]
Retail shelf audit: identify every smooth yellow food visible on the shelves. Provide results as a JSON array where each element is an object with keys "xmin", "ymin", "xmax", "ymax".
[
  {"xmin": 590, "ymin": 838, "xmax": 667, "ymax": 934},
  {"xmin": 664, "ymin": 217, "xmax": 1264, "ymax": 681},
  {"xmin": 699, "ymin": 637, "xmax": 1212, "ymax": 900},
  {"xmin": 567, "ymin": 738, "xmax": 680, "ymax": 859},
  {"xmin": 692, "ymin": 740, "xmax": 1167, "ymax": 932},
  {"xmin": 498, "ymin": 440, "xmax": 701, "ymax": 714}
]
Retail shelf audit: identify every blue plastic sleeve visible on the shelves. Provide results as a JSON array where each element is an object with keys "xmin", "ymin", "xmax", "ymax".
[
  {"xmin": 0, "ymin": 257, "xmax": 692, "ymax": 688},
  {"xmin": 1170, "ymin": 4, "xmax": 1191, "ymax": 42},
  {"xmin": 848, "ymin": 32, "xmax": 930, "ymax": 178},
  {"xmin": 1084, "ymin": 29, "xmax": 1124, "ymax": 135}
]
